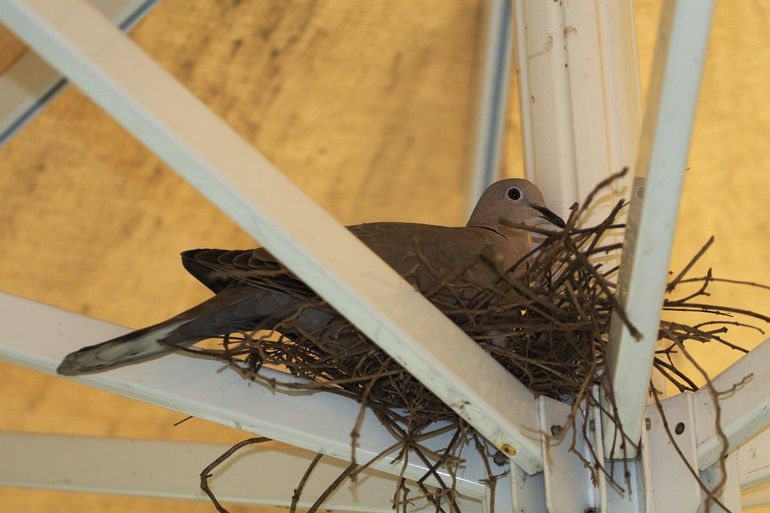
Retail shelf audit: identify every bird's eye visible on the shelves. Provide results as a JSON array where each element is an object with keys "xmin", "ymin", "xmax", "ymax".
[{"xmin": 507, "ymin": 187, "xmax": 523, "ymax": 201}]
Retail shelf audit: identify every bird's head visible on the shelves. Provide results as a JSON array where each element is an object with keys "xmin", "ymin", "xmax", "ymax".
[{"xmin": 467, "ymin": 178, "xmax": 565, "ymax": 235}]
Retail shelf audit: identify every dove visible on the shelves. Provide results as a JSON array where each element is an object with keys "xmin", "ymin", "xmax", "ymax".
[{"xmin": 57, "ymin": 178, "xmax": 564, "ymax": 375}]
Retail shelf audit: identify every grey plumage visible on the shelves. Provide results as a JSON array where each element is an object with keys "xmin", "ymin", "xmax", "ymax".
[{"xmin": 57, "ymin": 179, "xmax": 563, "ymax": 375}]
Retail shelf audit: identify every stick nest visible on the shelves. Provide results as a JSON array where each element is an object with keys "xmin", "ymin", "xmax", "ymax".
[{"xmin": 176, "ymin": 174, "xmax": 768, "ymax": 513}]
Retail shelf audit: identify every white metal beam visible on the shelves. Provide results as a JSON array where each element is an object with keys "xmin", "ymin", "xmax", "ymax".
[
  {"xmin": 0, "ymin": 291, "xmax": 488, "ymax": 496},
  {"xmin": 0, "ymin": 431, "xmax": 483, "ymax": 512},
  {"xmin": 0, "ymin": 0, "xmax": 545, "ymax": 472},
  {"xmin": 603, "ymin": 0, "xmax": 716, "ymax": 456},
  {"xmin": 642, "ymin": 392, "xmax": 701, "ymax": 513},
  {"xmin": 0, "ymin": 0, "xmax": 159, "ymax": 146},
  {"xmin": 699, "ymin": 452, "xmax": 743, "ymax": 513},
  {"xmin": 511, "ymin": 0, "xmax": 641, "ymax": 220},
  {"xmin": 695, "ymin": 338, "xmax": 770, "ymax": 470},
  {"xmin": 539, "ymin": 398, "xmax": 597, "ymax": 513},
  {"xmin": 738, "ymin": 427, "xmax": 770, "ymax": 493}
]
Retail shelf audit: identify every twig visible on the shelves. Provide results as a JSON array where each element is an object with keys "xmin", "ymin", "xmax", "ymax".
[
  {"xmin": 291, "ymin": 453, "xmax": 323, "ymax": 513},
  {"xmin": 199, "ymin": 437, "xmax": 271, "ymax": 513}
]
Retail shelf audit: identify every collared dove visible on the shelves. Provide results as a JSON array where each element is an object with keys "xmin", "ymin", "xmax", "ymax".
[{"xmin": 57, "ymin": 179, "xmax": 564, "ymax": 375}]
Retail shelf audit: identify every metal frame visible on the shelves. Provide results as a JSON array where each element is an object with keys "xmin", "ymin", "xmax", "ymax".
[
  {"xmin": 603, "ymin": 0, "xmax": 717, "ymax": 457},
  {"xmin": 0, "ymin": 0, "xmax": 159, "ymax": 146},
  {"xmin": 0, "ymin": 292, "xmax": 487, "ymax": 493},
  {"xmin": 0, "ymin": 432, "xmax": 486, "ymax": 512},
  {"xmin": 1, "ymin": 0, "xmax": 770, "ymax": 511}
]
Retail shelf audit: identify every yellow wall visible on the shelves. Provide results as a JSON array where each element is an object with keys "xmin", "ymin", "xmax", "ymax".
[{"xmin": 0, "ymin": 1, "xmax": 768, "ymax": 511}]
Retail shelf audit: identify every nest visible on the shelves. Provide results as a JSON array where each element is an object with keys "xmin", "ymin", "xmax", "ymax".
[{"xmin": 175, "ymin": 174, "xmax": 768, "ymax": 513}]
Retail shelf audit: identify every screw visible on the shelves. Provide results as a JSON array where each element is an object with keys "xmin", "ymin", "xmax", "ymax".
[
  {"xmin": 550, "ymin": 424, "xmax": 563, "ymax": 436},
  {"xmin": 493, "ymin": 450, "xmax": 508, "ymax": 466},
  {"xmin": 675, "ymin": 422, "xmax": 685, "ymax": 435}
]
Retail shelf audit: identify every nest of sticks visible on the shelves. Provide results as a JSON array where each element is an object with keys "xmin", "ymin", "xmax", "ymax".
[{"xmin": 176, "ymin": 173, "xmax": 768, "ymax": 513}]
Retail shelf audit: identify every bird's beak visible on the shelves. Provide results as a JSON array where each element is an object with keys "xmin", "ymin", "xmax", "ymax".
[{"xmin": 529, "ymin": 203, "xmax": 566, "ymax": 229}]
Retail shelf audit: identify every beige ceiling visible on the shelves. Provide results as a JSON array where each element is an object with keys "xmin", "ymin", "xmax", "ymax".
[{"xmin": 0, "ymin": 1, "xmax": 768, "ymax": 511}]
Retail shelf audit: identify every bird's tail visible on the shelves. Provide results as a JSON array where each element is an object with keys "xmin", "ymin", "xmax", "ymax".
[
  {"xmin": 56, "ymin": 283, "xmax": 266, "ymax": 376},
  {"xmin": 57, "ymin": 319, "xmax": 188, "ymax": 375}
]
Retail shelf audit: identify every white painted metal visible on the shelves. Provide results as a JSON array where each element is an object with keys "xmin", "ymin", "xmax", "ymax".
[
  {"xmin": 603, "ymin": 0, "xmax": 716, "ymax": 456},
  {"xmin": 694, "ymin": 338, "xmax": 770, "ymax": 470},
  {"xmin": 0, "ymin": 0, "xmax": 158, "ymax": 146},
  {"xmin": 721, "ymin": 453, "xmax": 743, "ymax": 513},
  {"xmin": 738, "ymin": 428, "xmax": 770, "ymax": 492},
  {"xmin": 591, "ymin": 398, "xmax": 610, "ymax": 513},
  {"xmin": 511, "ymin": 0, "xmax": 640, "ymax": 219},
  {"xmin": 699, "ymin": 452, "xmax": 742, "ymax": 513},
  {"xmin": 0, "ymin": 292, "xmax": 489, "ymax": 495},
  {"xmin": 643, "ymin": 393, "xmax": 701, "ymax": 513},
  {"xmin": 640, "ymin": 422, "xmax": 655, "ymax": 512},
  {"xmin": 0, "ymin": 432, "xmax": 486, "ymax": 512},
  {"xmin": 0, "ymin": 0, "xmax": 546, "ymax": 473},
  {"xmin": 603, "ymin": 460, "xmax": 644, "ymax": 513},
  {"xmin": 736, "ymin": 434, "xmax": 770, "ymax": 507},
  {"xmin": 509, "ymin": 464, "xmax": 546, "ymax": 513},
  {"xmin": 539, "ymin": 398, "xmax": 595, "ymax": 513},
  {"xmin": 469, "ymin": 0, "xmax": 513, "ymax": 207},
  {"xmin": 491, "ymin": 468, "xmax": 513, "ymax": 513}
]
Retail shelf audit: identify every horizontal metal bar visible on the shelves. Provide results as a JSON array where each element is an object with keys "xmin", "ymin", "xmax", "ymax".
[
  {"xmin": 694, "ymin": 337, "xmax": 770, "ymax": 470},
  {"xmin": 0, "ymin": 291, "xmax": 488, "ymax": 496},
  {"xmin": 0, "ymin": 0, "xmax": 545, "ymax": 472},
  {"xmin": 603, "ymin": 0, "xmax": 716, "ymax": 456},
  {"xmin": 0, "ymin": 431, "xmax": 482, "ymax": 512},
  {"xmin": 0, "ymin": 0, "xmax": 159, "ymax": 147}
]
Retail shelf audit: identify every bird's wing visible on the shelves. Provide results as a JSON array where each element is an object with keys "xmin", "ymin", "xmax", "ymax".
[
  {"xmin": 181, "ymin": 223, "xmax": 519, "ymax": 296},
  {"xmin": 181, "ymin": 248, "xmax": 315, "ymax": 296},
  {"xmin": 349, "ymin": 222, "xmax": 527, "ymax": 290}
]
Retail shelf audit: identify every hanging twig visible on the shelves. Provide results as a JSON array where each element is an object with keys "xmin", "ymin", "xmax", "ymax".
[{"xmin": 199, "ymin": 437, "xmax": 271, "ymax": 513}]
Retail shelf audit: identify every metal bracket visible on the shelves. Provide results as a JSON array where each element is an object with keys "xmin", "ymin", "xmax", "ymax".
[
  {"xmin": 642, "ymin": 392, "xmax": 700, "ymax": 513},
  {"xmin": 510, "ymin": 464, "xmax": 546, "ymax": 513},
  {"xmin": 539, "ymin": 397, "xmax": 597, "ymax": 513}
]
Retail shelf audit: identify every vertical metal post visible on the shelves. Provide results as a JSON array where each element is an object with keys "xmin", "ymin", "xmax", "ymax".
[
  {"xmin": 469, "ymin": 0, "xmax": 514, "ymax": 208},
  {"xmin": 511, "ymin": 0, "xmax": 641, "ymax": 221},
  {"xmin": 603, "ymin": 0, "xmax": 717, "ymax": 457}
]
